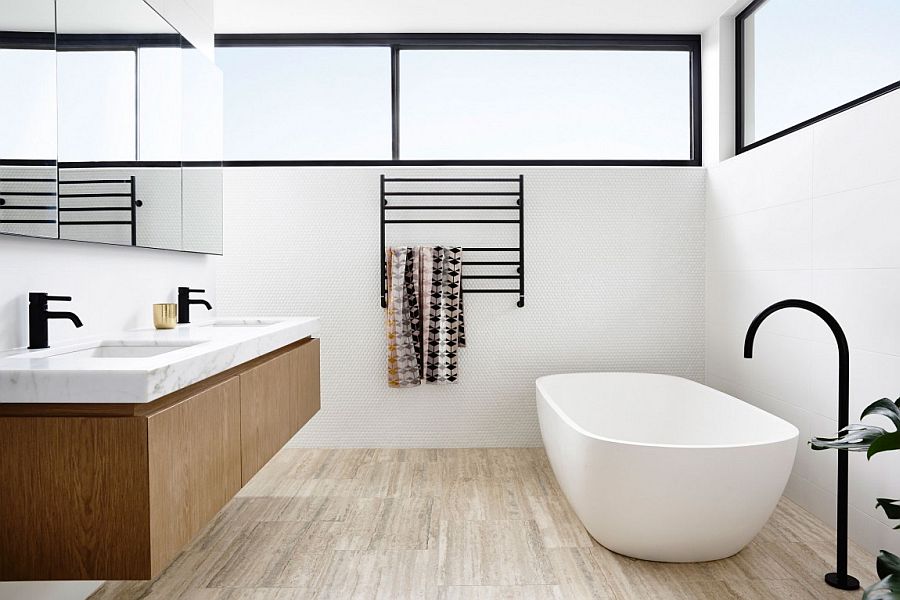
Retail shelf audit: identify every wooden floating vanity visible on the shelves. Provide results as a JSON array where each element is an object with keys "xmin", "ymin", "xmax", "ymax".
[{"xmin": 0, "ymin": 337, "xmax": 320, "ymax": 581}]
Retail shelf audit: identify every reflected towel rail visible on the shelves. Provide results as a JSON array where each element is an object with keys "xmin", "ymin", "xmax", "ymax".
[
  {"xmin": 58, "ymin": 176, "xmax": 140, "ymax": 246},
  {"xmin": 0, "ymin": 174, "xmax": 58, "ymax": 225}
]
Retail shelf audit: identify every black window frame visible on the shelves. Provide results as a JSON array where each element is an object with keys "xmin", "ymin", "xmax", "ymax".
[
  {"xmin": 736, "ymin": 0, "xmax": 900, "ymax": 155},
  {"xmin": 214, "ymin": 33, "xmax": 702, "ymax": 167}
]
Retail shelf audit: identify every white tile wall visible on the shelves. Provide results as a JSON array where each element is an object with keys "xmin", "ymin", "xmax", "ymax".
[
  {"xmin": 217, "ymin": 166, "xmax": 707, "ymax": 447},
  {"xmin": 706, "ymin": 88, "xmax": 900, "ymax": 556}
]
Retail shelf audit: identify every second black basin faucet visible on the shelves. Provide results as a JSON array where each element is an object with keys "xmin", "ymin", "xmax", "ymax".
[
  {"xmin": 177, "ymin": 287, "xmax": 212, "ymax": 324},
  {"xmin": 28, "ymin": 293, "xmax": 84, "ymax": 350}
]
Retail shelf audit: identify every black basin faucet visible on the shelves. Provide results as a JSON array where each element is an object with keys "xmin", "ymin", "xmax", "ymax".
[
  {"xmin": 28, "ymin": 293, "xmax": 84, "ymax": 350},
  {"xmin": 177, "ymin": 287, "xmax": 212, "ymax": 324}
]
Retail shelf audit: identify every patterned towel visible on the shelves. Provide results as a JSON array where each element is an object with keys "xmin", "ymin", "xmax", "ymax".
[
  {"xmin": 385, "ymin": 245, "xmax": 466, "ymax": 386},
  {"xmin": 386, "ymin": 246, "xmax": 422, "ymax": 387},
  {"xmin": 425, "ymin": 246, "xmax": 465, "ymax": 384}
]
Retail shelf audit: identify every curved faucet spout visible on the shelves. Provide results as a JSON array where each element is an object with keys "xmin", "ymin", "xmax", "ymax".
[
  {"xmin": 46, "ymin": 311, "xmax": 84, "ymax": 329},
  {"xmin": 743, "ymin": 298, "xmax": 857, "ymax": 591},
  {"xmin": 743, "ymin": 299, "xmax": 848, "ymax": 360}
]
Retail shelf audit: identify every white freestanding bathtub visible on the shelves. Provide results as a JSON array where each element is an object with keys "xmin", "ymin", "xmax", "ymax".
[{"xmin": 536, "ymin": 373, "xmax": 798, "ymax": 563}]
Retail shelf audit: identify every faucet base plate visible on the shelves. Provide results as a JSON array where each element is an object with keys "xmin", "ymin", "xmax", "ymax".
[{"xmin": 825, "ymin": 572, "xmax": 860, "ymax": 591}]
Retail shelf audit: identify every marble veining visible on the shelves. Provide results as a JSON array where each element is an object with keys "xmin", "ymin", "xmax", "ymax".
[{"xmin": 0, "ymin": 317, "xmax": 320, "ymax": 404}]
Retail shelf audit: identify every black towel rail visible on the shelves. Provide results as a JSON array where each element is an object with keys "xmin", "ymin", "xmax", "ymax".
[{"xmin": 380, "ymin": 174, "xmax": 525, "ymax": 308}]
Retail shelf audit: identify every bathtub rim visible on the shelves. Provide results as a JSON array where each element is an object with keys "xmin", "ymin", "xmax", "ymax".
[{"xmin": 536, "ymin": 372, "xmax": 800, "ymax": 451}]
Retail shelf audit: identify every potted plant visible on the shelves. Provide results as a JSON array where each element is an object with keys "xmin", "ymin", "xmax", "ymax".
[{"xmin": 811, "ymin": 397, "xmax": 900, "ymax": 599}]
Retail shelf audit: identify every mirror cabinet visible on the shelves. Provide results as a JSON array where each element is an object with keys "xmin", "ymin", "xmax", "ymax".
[{"xmin": 0, "ymin": 0, "xmax": 223, "ymax": 254}]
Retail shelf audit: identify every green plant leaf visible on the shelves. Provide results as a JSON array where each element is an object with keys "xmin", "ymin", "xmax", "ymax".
[
  {"xmin": 876, "ymin": 500, "xmax": 900, "ymax": 529},
  {"xmin": 877, "ymin": 551, "xmax": 900, "ymax": 579},
  {"xmin": 862, "ymin": 398, "xmax": 900, "ymax": 430},
  {"xmin": 864, "ymin": 575, "xmax": 900, "ymax": 600},
  {"xmin": 868, "ymin": 432, "xmax": 900, "ymax": 459},
  {"xmin": 810, "ymin": 424, "xmax": 887, "ymax": 451}
]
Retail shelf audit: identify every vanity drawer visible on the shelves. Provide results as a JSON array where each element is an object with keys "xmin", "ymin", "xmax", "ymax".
[
  {"xmin": 240, "ymin": 338, "xmax": 320, "ymax": 484},
  {"xmin": 147, "ymin": 376, "xmax": 242, "ymax": 574},
  {"xmin": 0, "ymin": 416, "xmax": 151, "ymax": 580}
]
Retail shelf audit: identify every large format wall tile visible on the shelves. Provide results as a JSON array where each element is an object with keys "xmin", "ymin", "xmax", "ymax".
[
  {"xmin": 706, "ymin": 88, "xmax": 900, "ymax": 555},
  {"xmin": 707, "ymin": 200, "xmax": 811, "ymax": 271},
  {"xmin": 706, "ymin": 128, "xmax": 813, "ymax": 220},
  {"xmin": 813, "ymin": 268, "xmax": 900, "ymax": 357},
  {"xmin": 812, "ymin": 90, "xmax": 900, "ymax": 197},
  {"xmin": 813, "ymin": 179, "xmax": 900, "ymax": 270}
]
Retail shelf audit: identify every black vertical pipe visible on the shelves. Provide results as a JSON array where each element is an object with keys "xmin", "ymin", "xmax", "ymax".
[
  {"xmin": 129, "ymin": 176, "xmax": 137, "ymax": 247},
  {"xmin": 743, "ymin": 299, "xmax": 859, "ymax": 591},
  {"xmin": 380, "ymin": 174, "xmax": 387, "ymax": 308},
  {"xmin": 835, "ymin": 346, "xmax": 850, "ymax": 586},
  {"xmin": 517, "ymin": 174, "xmax": 524, "ymax": 308}
]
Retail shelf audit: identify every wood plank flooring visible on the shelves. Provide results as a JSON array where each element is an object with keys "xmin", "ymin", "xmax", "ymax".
[{"xmin": 91, "ymin": 448, "xmax": 877, "ymax": 599}]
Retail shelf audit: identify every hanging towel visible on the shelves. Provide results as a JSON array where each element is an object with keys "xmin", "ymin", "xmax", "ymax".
[
  {"xmin": 425, "ymin": 246, "xmax": 466, "ymax": 384},
  {"xmin": 386, "ymin": 246, "xmax": 422, "ymax": 387},
  {"xmin": 416, "ymin": 247, "xmax": 434, "ymax": 379}
]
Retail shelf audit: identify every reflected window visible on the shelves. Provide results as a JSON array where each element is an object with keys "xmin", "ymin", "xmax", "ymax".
[
  {"xmin": 57, "ymin": 51, "xmax": 136, "ymax": 161},
  {"xmin": 138, "ymin": 47, "xmax": 182, "ymax": 161},
  {"xmin": 0, "ymin": 48, "xmax": 56, "ymax": 160}
]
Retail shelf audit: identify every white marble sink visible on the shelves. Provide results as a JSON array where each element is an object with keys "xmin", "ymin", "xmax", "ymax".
[
  {"xmin": 0, "ymin": 317, "xmax": 320, "ymax": 404},
  {"xmin": 14, "ymin": 340, "xmax": 203, "ymax": 360}
]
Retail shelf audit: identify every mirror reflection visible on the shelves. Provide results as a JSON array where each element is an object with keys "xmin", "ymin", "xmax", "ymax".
[
  {"xmin": 56, "ymin": 0, "xmax": 184, "ymax": 249},
  {"xmin": 0, "ymin": 0, "xmax": 223, "ymax": 254},
  {"xmin": 0, "ymin": 0, "xmax": 58, "ymax": 240},
  {"xmin": 182, "ymin": 37, "xmax": 223, "ymax": 254}
]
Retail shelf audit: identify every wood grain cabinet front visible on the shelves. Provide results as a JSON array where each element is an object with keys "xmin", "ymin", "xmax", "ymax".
[
  {"xmin": 240, "ymin": 338, "xmax": 320, "ymax": 484},
  {"xmin": 0, "ymin": 337, "xmax": 320, "ymax": 582},
  {"xmin": 147, "ymin": 376, "xmax": 242, "ymax": 574}
]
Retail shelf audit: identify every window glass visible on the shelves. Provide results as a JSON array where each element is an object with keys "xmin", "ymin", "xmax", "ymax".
[
  {"xmin": 399, "ymin": 49, "xmax": 691, "ymax": 160},
  {"xmin": 741, "ymin": 0, "xmax": 900, "ymax": 145},
  {"xmin": 217, "ymin": 46, "xmax": 392, "ymax": 160}
]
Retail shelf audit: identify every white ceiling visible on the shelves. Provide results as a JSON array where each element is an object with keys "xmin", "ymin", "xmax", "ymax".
[{"xmin": 214, "ymin": 0, "xmax": 740, "ymax": 35}]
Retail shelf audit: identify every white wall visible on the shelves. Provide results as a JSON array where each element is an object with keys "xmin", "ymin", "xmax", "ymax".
[
  {"xmin": 0, "ymin": 234, "xmax": 215, "ymax": 352},
  {"xmin": 217, "ymin": 166, "xmax": 706, "ymax": 447},
  {"xmin": 705, "ymin": 82, "xmax": 900, "ymax": 558}
]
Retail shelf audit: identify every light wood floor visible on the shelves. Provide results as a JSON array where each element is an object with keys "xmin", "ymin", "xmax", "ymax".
[{"xmin": 91, "ymin": 448, "xmax": 877, "ymax": 599}]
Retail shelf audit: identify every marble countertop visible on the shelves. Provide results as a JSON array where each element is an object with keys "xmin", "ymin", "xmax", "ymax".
[{"xmin": 0, "ymin": 317, "xmax": 320, "ymax": 404}]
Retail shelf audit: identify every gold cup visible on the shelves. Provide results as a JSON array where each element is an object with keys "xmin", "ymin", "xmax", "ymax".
[{"xmin": 153, "ymin": 303, "xmax": 178, "ymax": 330}]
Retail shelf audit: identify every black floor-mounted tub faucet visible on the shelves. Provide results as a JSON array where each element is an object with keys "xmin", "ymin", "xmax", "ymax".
[{"xmin": 744, "ymin": 299, "xmax": 859, "ymax": 591}]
